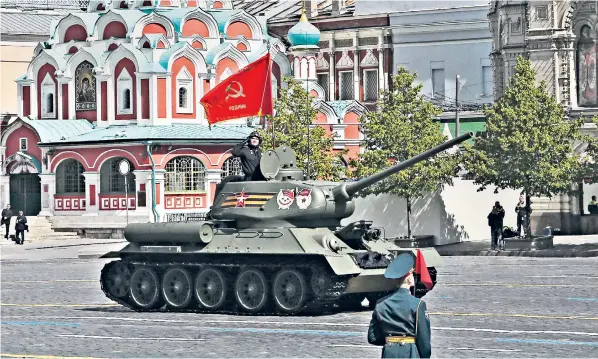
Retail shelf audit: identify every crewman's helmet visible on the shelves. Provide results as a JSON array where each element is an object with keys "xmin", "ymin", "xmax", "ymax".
[{"xmin": 247, "ymin": 131, "xmax": 262, "ymax": 145}]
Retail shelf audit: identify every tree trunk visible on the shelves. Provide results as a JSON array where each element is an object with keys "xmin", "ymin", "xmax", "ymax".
[
  {"xmin": 525, "ymin": 194, "xmax": 532, "ymax": 239},
  {"xmin": 406, "ymin": 197, "xmax": 412, "ymax": 239}
]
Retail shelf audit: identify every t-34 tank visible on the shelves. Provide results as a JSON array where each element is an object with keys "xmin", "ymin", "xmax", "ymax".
[{"xmin": 99, "ymin": 132, "xmax": 474, "ymax": 315}]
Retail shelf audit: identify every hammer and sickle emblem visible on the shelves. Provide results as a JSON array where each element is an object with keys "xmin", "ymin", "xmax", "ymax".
[{"xmin": 225, "ymin": 81, "xmax": 246, "ymax": 101}]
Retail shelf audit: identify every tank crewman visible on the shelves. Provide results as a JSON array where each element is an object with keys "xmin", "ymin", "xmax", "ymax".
[
  {"xmin": 232, "ymin": 131, "xmax": 265, "ymax": 181},
  {"xmin": 368, "ymin": 252, "xmax": 431, "ymax": 358}
]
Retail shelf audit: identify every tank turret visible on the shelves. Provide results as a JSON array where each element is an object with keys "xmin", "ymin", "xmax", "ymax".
[{"xmin": 209, "ymin": 132, "xmax": 474, "ymax": 229}]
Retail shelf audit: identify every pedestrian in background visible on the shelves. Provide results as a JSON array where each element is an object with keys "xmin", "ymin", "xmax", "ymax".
[
  {"xmin": 515, "ymin": 196, "xmax": 527, "ymax": 237},
  {"xmin": 488, "ymin": 201, "xmax": 505, "ymax": 250},
  {"xmin": 588, "ymin": 195, "xmax": 598, "ymax": 215},
  {"xmin": 14, "ymin": 210, "xmax": 27, "ymax": 245},
  {"xmin": 368, "ymin": 252, "xmax": 431, "ymax": 358},
  {"xmin": 2, "ymin": 204, "xmax": 12, "ymax": 239}
]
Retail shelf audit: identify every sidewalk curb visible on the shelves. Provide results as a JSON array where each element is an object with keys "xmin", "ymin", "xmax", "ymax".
[
  {"xmin": 78, "ymin": 253, "xmax": 107, "ymax": 259},
  {"xmin": 437, "ymin": 249, "xmax": 598, "ymax": 257},
  {"xmin": 26, "ymin": 240, "xmax": 126, "ymax": 251}
]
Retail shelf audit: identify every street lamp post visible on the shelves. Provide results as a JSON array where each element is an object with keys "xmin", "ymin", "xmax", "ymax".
[{"xmin": 118, "ymin": 159, "xmax": 130, "ymax": 225}]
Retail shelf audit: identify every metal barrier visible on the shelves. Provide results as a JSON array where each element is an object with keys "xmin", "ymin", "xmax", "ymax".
[{"xmin": 165, "ymin": 212, "xmax": 208, "ymax": 222}]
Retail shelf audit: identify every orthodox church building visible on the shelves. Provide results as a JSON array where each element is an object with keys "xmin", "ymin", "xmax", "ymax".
[
  {"xmin": 489, "ymin": 0, "xmax": 598, "ymax": 234},
  {"xmin": 0, "ymin": 0, "xmax": 366, "ymax": 222}
]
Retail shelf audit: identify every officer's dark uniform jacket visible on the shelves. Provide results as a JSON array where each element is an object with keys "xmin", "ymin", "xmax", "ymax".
[
  {"xmin": 368, "ymin": 288, "xmax": 431, "ymax": 358},
  {"xmin": 231, "ymin": 141, "xmax": 262, "ymax": 181}
]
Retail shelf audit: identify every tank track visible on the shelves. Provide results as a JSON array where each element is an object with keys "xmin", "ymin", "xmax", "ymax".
[{"xmin": 100, "ymin": 256, "xmax": 353, "ymax": 316}]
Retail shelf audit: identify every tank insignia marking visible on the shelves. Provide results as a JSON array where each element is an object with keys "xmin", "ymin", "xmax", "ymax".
[
  {"xmin": 277, "ymin": 189, "xmax": 295, "ymax": 209},
  {"xmin": 234, "ymin": 189, "xmax": 250, "ymax": 207},
  {"xmin": 221, "ymin": 192, "xmax": 274, "ymax": 208},
  {"xmin": 296, "ymin": 188, "xmax": 312, "ymax": 210}
]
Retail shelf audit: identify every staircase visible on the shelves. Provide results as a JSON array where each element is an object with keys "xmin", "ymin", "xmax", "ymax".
[{"xmin": 7, "ymin": 216, "xmax": 81, "ymax": 242}]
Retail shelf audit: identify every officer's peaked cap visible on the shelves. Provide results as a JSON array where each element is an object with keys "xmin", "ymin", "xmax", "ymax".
[{"xmin": 384, "ymin": 252, "xmax": 415, "ymax": 279}]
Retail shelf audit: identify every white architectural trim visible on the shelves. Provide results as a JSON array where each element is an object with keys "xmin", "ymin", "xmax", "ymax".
[
  {"xmin": 132, "ymin": 12, "xmax": 176, "ymax": 39},
  {"xmin": 360, "ymin": 49, "xmax": 379, "ymax": 67},
  {"xmin": 181, "ymin": 7, "xmax": 219, "ymax": 38},
  {"xmin": 175, "ymin": 66, "xmax": 194, "ymax": 114},
  {"xmin": 313, "ymin": 101, "xmax": 339, "ymax": 124},
  {"xmin": 189, "ymin": 35, "xmax": 207, "ymax": 49},
  {"xmin": 234, "ymin": 35, "xmax": 251, "ymax": 52},
  {"xmin": 341, "ymin": 101, "xmax": 367, "ymax": 119},
  {"xmin": 223, "ymin": 10, "xmax": 263, "ymax": 40},
  {"xmin": 117, "ymin": 68, "xmax": 133, "ymax": 115},
  {"xmin": 211, "ymin": 0, "xmax": 232, "ymax": 9},
  {"xmin": 53, "ymin": 14, "xmax": 95, "ymax": 44},
  {"xmin": 137, "ymin": 34, "xmax": 170, "ymax": 49},
  {"xmin": 40, "ymin": 73, "xmax": 57, "ymax": 119},
  {"xmin": 94, "ymin": 149, "xmax": 144, "ymax": 170},
  {"xmin": 93, "ymin": 10, "xmax": 128, "ymax": 40},
  {"xmin": 211, "ymin": 43, "xmax": 249, "ymax": 70},
  {"xmin": 166, "ymin": 42, "xmax": 208, "ymax": 74},
  {"xmin": 64, "ymin": 49, "xmax": 99, "ymax": 78},
  {"xmin": 220, "ymin": 67, "xmax": 233, "ymax": 82},
  {"xmin": 158, "ymin": 148, "xmax": 219, "ymax": 167},
  {"xmin": 51, "ymin": 152, "xmax": 92, "ymax": 171},
  {"xmin": 104, "ymin": 45, "xmax": 140, "ymax": 76},
  {"xmin": 27, "ymin": 51, "xmax": 62, "ymax": 81}
]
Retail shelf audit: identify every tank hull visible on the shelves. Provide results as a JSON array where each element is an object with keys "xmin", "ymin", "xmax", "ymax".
[{"xmin": 99, "ymin": 235, "xmax": 440, "ymax": 315}]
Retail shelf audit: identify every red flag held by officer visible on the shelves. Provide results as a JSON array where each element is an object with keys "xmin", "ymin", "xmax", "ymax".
[
  {"xmin": 200, "ymin": 53, "xmax": 273, "ymax": 125},
  {"xmin": 415, "ymin": 249, "xmax": 433, "ymax": 289}
]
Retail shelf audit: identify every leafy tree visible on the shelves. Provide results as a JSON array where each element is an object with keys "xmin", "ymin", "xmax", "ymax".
[
  {"xmin": 258, "ymin": 76, "xmax": 347, "ymax": 180},
  {"xmin": 350, "ymin": 67, "xmax": 462, "ymax": 238},
  {"xmin": 463, "ymin": 56, "xmax": 587, "ymax": 237}
]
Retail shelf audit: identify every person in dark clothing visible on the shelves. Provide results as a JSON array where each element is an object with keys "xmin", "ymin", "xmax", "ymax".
[
  {"xmin": 488, "ymin": 201, "xmax": 505, "ymax": 250},
  {"xmin": 588, "ymin": 195, "xmax": 598, "ymax": 215},
  {"xmin": 15, "ymin": 210, "xmax": 27, "ymax": 245},
  {"xmin": 231, "ymin": 131, "xmax": 265, "ymax": 181},
  {"xmin": 515, "ymin": 196, "xmax": 527, "ymax": 237},
  {"xmin": 1, "ymin": 204, "xmax": 12, "ymax": 239}
]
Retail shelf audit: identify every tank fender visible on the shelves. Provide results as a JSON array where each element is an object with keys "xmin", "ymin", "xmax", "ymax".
[
  {"xmin": 323, "ymin": 255, "xmax": 362, "ymax": 276},
  {"xmin": 393, "ymin": 247, "xmax": 444, "ymax": 267}
]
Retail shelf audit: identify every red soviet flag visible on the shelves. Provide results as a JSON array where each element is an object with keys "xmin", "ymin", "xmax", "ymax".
[
  {"xmin": 415, "ymin": 249, "xmax": 433, "ymax": 289},
  {"xmin": 200, "ymin": 53, "xmax": 273, "ymax": 125}
]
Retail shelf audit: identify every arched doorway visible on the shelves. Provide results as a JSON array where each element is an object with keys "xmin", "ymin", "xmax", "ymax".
[{"xmin": 6, "ymin": 153, "xmax": 42, "ymax": 216}]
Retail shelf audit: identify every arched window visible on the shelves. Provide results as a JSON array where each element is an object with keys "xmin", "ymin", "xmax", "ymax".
[
  {"xmin": 577, "ymin": 25, "xmax": 597, "ymax": 107},
  {"xmin": 165, "ymin": 157, "xmax": 206, "ymax": 192},
  {"xmin": 56, "ymin": 159, "xmax": 85, "ymax": 194},
  {"xmin": 178, "ymin": 87, "xmax": 187, "ymax": 108},
  {"xmin": 100, "ymin": 157, "xmax": 135, "ymax": 193},
  {"xmin": 221, "ymin": 156, "xmax": 243, "ymax": 179}
]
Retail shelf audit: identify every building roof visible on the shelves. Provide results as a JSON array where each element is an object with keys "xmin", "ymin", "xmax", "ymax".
[
  {"xmin": 0, "ymin": 11, "xmax": 66, "ymax": 36},
  {"xmin": 17, "ymin": 118, "xmax": 94, "ymax": 143},
  {"xmin": 232, "ymin": 0, "xmax": 355, "ymax": 22},
  {"xmin": 41, "ymin": 124, "xmax": 255, "ymax": 145}
]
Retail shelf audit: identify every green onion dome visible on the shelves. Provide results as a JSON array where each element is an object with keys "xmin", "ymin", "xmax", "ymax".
[{"xmin": 287, "ymin": 10, "xmax": 320, "ymax": 47}]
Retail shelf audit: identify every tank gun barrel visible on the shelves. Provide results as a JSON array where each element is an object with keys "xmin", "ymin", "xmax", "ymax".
[{"xmin": 332, "ymin": 132, "xmax": 474, "ymax": 201}]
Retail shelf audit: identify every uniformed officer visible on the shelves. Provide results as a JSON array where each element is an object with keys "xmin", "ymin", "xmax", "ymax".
[{"xmin": 368, "ymin": 252, "xmax": 431, "ymax": 358}]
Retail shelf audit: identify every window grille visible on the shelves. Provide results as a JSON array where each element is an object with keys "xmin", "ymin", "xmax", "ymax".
[
  {"xmin": 221, "ymin": 157, "xmax": 243, "ymax": 178},
  {"xmin": 56, "ymin": 159, "xmax": 85, "ymax": 194},
  {"xmin": 364, "ymin": 70, "xmax": 378, "ymax": 101},
  {"xmin": 179, "ymin": 88, "xmax": 187, "ymax": 108},
  {"xmin": 100, "ymin": 158, "xmax": 135, "ymax": 193},
  {"xmin": 340, "ymin": 71, "xmax": 353, "ymax": 100},
  {"xmin": 317, "ymin": 73, "xmax": 329, "ymax": 100},
  {"xmin": 165, "ymin": 157, "xmax": 206, "ymax": 193}
]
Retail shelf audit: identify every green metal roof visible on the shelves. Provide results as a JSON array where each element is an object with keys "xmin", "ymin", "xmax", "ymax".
[
  {"xmin": 41, "ymin": 124, "xmax": 255, "ymax": 145},
  {"xmin": 208, "ymin": 9, "xmax": 237, "ymax": 33},
  {"xmin": 205, "ymin": 41, "xmax": 232, "ymax": 64},
  {"xmin": 158, "ymin": 41, "xmax": 186, "ymax": 69},
  {"xmin": 438, "ymin": 119, "xmax": 487, "ymax": 145},
  {"xmin": 328, "ymin": 100, "xmax": 356, "ymax": 119},
  {"xmin": 18, "ymin": 118, "xmax": 94, "ymax": 143}
]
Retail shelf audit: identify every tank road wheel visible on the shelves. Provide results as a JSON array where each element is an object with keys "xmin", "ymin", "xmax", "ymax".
[
  {"xmin": 162, "ymin": 267, "xmax": 193, "ymax": 309},
  {"xmin": 129, "ymin": 267, "xmax": 161, "ymax": 309},
  {"xmin": 310, "ymin": 269, "xmax": 331, "ymax": 297},
  {"xmin": 272, "ymin": 269, "xmax": 307, "ymax": 313},
  {"xmin": 195, "ymin": 267, "xmax": 227, "ymax": 310},
  {"xmin": 104, "ymin": 261, "xmax": 131, "ymax": 298},
  {"xmin": 234, "ymin": 268, "xmax": 268, "ymax": 313}
]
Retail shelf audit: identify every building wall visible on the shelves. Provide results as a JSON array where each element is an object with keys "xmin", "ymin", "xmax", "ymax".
[
  {"xmin": 390, "ymin": 4, "xmax": 494, "ymax": 105},
  {"xmin": 0, "ymin": 43, "xmax": 36, "ymax": 116}
]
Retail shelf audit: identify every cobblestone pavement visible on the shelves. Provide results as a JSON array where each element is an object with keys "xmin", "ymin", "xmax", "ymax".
[{"xmin": 1, "ymin": 256, "xmax": 597, "ymax": 358}]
